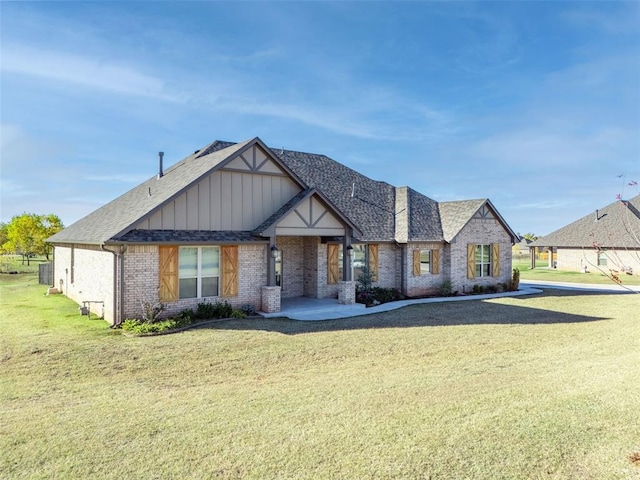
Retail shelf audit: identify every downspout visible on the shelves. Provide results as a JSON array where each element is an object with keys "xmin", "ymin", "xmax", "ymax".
[
  {"xmin": 101, "ymin": 244, "xmax": 127, "ymax": 327},
  {"xmin": 50, "ymin": 245, "xmax": 55, "ymax": 288}
]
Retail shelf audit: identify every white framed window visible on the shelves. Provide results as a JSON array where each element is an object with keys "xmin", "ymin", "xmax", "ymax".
[
  {"xmin": 179, "ymin": 246, "xmax": 220, "ymax": 299},
  {"xmin": 475, "ymin": 244, "xmax": 491, "ymax": 277}
]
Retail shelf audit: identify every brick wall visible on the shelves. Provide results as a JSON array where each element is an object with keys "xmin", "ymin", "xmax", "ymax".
[
  {"xmin": 557, "ymin": 247, "xmax": 640, "ymax": 276},
  {"xmin": 303, "ymin": 237, "xmax": 319, "ymax": 297},
  {"xmin": 53, "ymin": 245, "xmax": 115, "ymax": 322},
  {"xmin": 448, "ymin": 218, "xmax": 513, "ymax": 293},
  {"xmin": 374, "ymin": 243, "xmax": 400, "ymax": 290},
  {"xmin": 123, "ymin": 243, "xmax": 267, "ymax": 320},
  {"xmin": 276, "ymin": 236, "xmax": 304, "ymax": 298},
  {"xmin": 405, "ymin": 242, "xmax": 444, "ymax": 297}
]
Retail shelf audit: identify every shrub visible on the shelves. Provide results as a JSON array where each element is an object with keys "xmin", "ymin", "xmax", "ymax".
[
  {"xmin": 196, "ymin": 301, "xmax": 216, "ymax": 319},
  {"xmin": 241, "ymin": 304, "xmax": 256, "ymax": 316},
  {"xmin": 438, "ymin": 280, "xmax": 454, "ymax": 297},
  {"xmin": 122, "ymin": 318, "xmax": 179, "ymax": 334},
  {"xmin": 356, "ymin": 287, "xmax": 403, "ymax": 306},
  {"xmin": 195, "ymin": 301, "xmax": 235, "ymax": 319},
  {"xmin": 140, "ymin": 301, "xmax": 165, "ymax": 323},
  {"xmin": 472, "ymin": 284, "xmax": 485, "ymax": 294},
  {"xmin": 231, "ymin": 309, "xmax": 246, "ymax": 319},
  {"xmin": 175, "ymin": 308, "xmax": 196, "ymax": 326},
  {"xmin": 507, "ymin": 268, "xmax": 520, "ymax": 291},
  {"xmin": 213, "ymin": 301, "xmax": 234, "ymax": 319},
  {"xmin": 356, "ymin": 265, "xmax": 375, "ymax": 294}
]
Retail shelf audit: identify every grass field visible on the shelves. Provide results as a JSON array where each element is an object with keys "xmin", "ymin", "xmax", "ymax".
[
  {"xmin": 0, "ymin": 255, "xmax": 50, "ymax": 275},
  {"xmin": 513, "ymin": 258, "xmax": 640, "ymax": 286},
  {"xmin": 2, "ymin": 273, "xmax": 639, "ymax": 479}
]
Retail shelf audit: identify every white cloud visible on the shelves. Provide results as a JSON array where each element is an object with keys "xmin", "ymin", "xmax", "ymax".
[{"xmin": 1, "ymin": 45, "xmax": 179, "ymax": 101}]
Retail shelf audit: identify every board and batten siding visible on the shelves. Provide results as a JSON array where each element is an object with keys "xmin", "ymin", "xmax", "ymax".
[
  {"xmin": 276, "ymin": 196, "xmax": 345, "ymax": 237},
  {"xmin": 135, "ymin": 153, "xmax": 301, "ymax": 231}
]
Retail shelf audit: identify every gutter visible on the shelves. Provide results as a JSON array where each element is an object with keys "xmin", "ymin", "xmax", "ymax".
[{"xmin": 101, "ymin": 244, "xmax": 128, "ymax": 327}]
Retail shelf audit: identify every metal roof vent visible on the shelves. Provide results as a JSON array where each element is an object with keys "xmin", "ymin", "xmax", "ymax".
[{"xmin": 157, "ymin": 151, "xmax": 164, "ymax": 179}]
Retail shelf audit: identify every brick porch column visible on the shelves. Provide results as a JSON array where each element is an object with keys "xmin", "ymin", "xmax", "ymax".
[
  {"xmin": 338, "ymin": 280, "xmax": 356, "ymax": 305},
  {"xmin": 261, "ymin": 286, "xmax": 281, "ymax": 313}
]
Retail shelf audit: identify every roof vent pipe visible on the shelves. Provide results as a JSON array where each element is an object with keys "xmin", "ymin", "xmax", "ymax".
[{"xmin": 158, "ymin": 151, "xmax": 164, "ymax": 179}]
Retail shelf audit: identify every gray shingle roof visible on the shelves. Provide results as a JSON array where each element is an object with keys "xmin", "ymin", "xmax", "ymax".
[
  {"xmin": 116, "ymin": 230, "xmax": 262, "ymax": 244},
  {"xmin": 48, "ymin": 137, "xmax": 516, "ymax": 246},
  {"xmin": 406, "ymin": 187, "xmax": 444, "ymax": 241},
  {"xmin": 47, "ymin": 140, "xmax": 253, "ymax": 244},
  {"xmin": 438, "ymin": 199, "xmax": 487, "ymax": 242},
  {"xmin": 532, "ymin": 195, "xmax": 640, "ymax": 248}
]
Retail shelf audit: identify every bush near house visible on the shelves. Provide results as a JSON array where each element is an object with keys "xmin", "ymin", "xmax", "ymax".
[{"xmin": 122, "ymin": 300, "xmax": 252, "ymax": 335}]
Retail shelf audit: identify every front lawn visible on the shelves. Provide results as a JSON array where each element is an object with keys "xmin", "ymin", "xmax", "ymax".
[
  {"xmin": 1, "ymin": 274, "xmax": 639, "ymax": 479},
  {"xmin": 513, "ymin": 258, "xmax": 640, "ymax": 286}
]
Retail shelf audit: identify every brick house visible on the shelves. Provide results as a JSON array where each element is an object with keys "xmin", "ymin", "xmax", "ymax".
[
  {"xmin": 48, "ymin": 137, "xmax": 518, "ymax": 325},
  {"xmin": 531, "ymin": 195, "xmax": 640, "ymax": 275}
]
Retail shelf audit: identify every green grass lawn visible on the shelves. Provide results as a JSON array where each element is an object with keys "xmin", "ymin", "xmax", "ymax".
[
  {"xmin": 2, "ymin": 273, "xmax": 639, "ymax": 479},
  {"xmin": 0, "ymin": 255, "xmax": 50, "ymax": 274},
  {"xmin": 513, "ymin": 258, "xmax": 640, "ymax": 286}
]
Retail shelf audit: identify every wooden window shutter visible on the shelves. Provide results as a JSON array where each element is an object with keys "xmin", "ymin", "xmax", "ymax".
[
  {"xmin": 368, "ymin": 244, "xmax": 379, "ymax": 282},
  {"xmin": 327, "ymin": 244, "xmax": 339, "ymax": 284},
  {"xmin": 431, "ymin": 249, "xmax": 440, "ymax": 275},
  {"xmin": 492, "ymin": 243, "xmax": 500, "ymax": 277},
  {"xmin": 221, "ymin": 245, "xmax": 238, "ymax": 297},
  {"xmin": 159, "ymin": 246, "xmax": 178, "ymax": 302},
  {"xmin": 412, "ymin": 250, "xmax": 421, "ymax": 276},
  {"xmin": 467, "ymin": 244, "xmax": 476, "ymax": 279}
]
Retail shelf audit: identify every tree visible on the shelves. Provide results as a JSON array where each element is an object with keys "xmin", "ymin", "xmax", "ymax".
[
  {"xmin": 523, "ymin": 232, "xmax": 538, "ymax": 241},
  {"xmin": 2, "ymin": 213, "xmax": 64, "ymax": 264},
  {"xmin": 0, "ymin": 222, "xmax": 8, "ymax": 253}
]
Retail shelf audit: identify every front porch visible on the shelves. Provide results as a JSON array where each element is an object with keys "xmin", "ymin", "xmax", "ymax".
[{"xmin": 260, "ymin": 296, "xmax": 368, "ymax": 321}]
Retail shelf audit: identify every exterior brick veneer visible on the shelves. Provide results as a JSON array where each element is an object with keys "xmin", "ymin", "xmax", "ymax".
[
  {"xmin": 405, "ymin": 242, "xmax": 445, "ymax": 297},
  {"xmin": 448, "ymin": 218, "xmax": 512, "ymax": 293},
  {"xmin": 261, "ymin": 286, "xmax": 281, "ymax": 313},
  {"xmin": 555, "ymin": 247, "xmax": 640, "ymax": 276},
  {"xmin": 338, "ymin": 280, "xmax": 356, "ymax": 304},
  {"xmin": 53, "ymin": 245, "xmax": 115, "ymax": 322}
]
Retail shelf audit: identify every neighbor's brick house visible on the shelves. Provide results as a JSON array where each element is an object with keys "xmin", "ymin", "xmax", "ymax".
[
  {"xmin": 531, "ymin": 195, "xmax": 640, "ymax": 276},
  {"xmin": 48, "ymin": 137, "xmax": 518, "ymax": 325}
]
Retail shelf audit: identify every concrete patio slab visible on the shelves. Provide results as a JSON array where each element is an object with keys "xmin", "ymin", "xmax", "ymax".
[{"xmin": 259, "ymin": 286, "xmax": 545, "ymax": 321}]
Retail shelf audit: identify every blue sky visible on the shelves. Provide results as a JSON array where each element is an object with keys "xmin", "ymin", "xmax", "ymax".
[{"xmin": 1, "ymin": 1, "xmax": 639, "ymax": 237}]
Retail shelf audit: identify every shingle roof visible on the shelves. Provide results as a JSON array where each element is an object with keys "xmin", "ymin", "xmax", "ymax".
[
  {"xmin": 116, "ymin": 230, "xmax": 262, "ymax": 244},
  {"xmin": 274, "ymin": 149, "xmax": 396, "ymax": 241},
  {"xmin": 406, "ymin": 187, "xmax": 444, "ymax": 241},
  {"xmin": 48, "ymin": 137, "xmax": 516, "ymax": 246},
  {"xmin": 532, "ymin": 195, "xmax": 640, "ymax": 248},
  {"xmin": 438, "ymin": 199, "xmax": 487, "ymax": 242}
]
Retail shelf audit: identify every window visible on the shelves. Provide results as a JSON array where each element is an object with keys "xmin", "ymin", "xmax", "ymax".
[
  {"xmin": 597, "ymin": 252, "xmax": 607, "ymax": 266},
  {"xmin": 419, "ymin": 249, "xmax": 431, "ymax": 274},
  {"xmin": 328, "ymin": 243, "xmax": 378, "ymax": 284},
  {"xmin": 413, "ymin": 249, "xmax": 440, "ymax": 276},
  {"xmin": 352, "ymin": 244, "xmax": 367, "ymax": 280},
  {"xmin": 179, "ymin": 246, "xmax": 220, "ymax": 299},
  {"xmin": 475, "ymin": 244, "xmax": 491, "ymax": 277}
]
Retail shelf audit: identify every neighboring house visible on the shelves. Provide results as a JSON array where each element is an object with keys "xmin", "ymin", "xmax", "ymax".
[
  {"xmin": 531, "ymin": 195, "xmax": 640, "ymax": 275},
  {"xmin": 48, "ymin": 137, "xmax": 518, "ymax": 325},
  {"xmin": 513, "ymin": 237, "xmax": 533, "ymax": 259}
]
